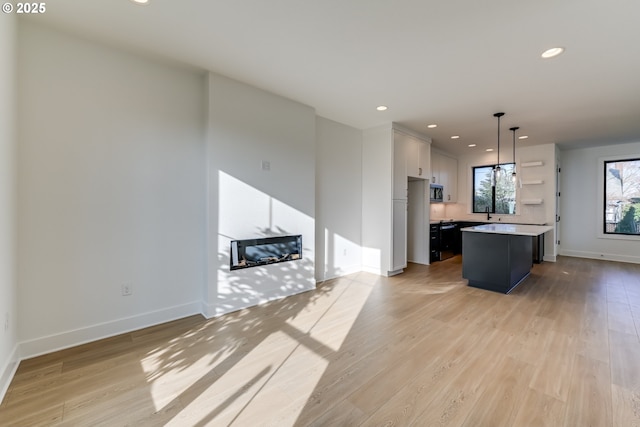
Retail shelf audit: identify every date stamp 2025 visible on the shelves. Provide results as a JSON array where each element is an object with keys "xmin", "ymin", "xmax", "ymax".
[{"xmin": 3, "ymin": 2, "xmax": 47, "ymax": 14}]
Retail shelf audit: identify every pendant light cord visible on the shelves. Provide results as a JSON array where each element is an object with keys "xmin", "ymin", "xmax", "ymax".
[
  {"xmin": 493, "ymin": 112, "xmax": 505, "ymax": 171},
  {"xmin": 510, "ymin": 126, "xmax": 519, "ymax": 165},
  {"xmin": 510, "ymin": 126, "xmax": 519, "ymax": 182}
]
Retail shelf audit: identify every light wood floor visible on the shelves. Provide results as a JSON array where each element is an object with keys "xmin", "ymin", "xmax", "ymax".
[{"xmin": 1, "ymin": 256, "xmax": 640, "ymax": 426}]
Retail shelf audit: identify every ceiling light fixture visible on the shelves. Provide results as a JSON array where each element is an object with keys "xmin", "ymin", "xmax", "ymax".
[
  {"xmin": 131, "ymin": 0, "xmax": 149, "ymax": 4},
  {"xmin": 468, "ymin": 144, "xmax": 477, "ymax": 147},
  {"xmin": 486, "ymin": 148, "xmax": 494, "ymax": 152},
  {"xmin": 376, "ymin": 105, "xmax": 388, "ymax": 111},
  {"xmin": 492, "ymin": 112, "xmax": 505, "ymax": 186},
  {"xmin": 518, "ymin": 135, "xmax": 528, "ymax": 140},
  {"xmin": 427, "ymin": 124, "xmax": 437, "ymax": 128},
  {"xmin": 541, "ymin": 47, "xmax": 564, "ymax": 59},
  {"xmin": 510, "ymin": 126, "xmax": 519, "ymax": 183},
  {"xmin": 451, "ymin": 135, "xmax": 460, "ymax": 139}
]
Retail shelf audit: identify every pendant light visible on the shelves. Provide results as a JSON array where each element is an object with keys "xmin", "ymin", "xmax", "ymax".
[
  {"xmin": 492, "ymin": 112, "xmax": 505, "ymax": 186},
  {"xmin": 510, "ymin": 126, "xmax": 519, "ymax": 183}
]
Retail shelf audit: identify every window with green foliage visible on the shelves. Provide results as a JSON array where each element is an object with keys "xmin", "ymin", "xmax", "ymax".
[
  {"xmin": 472, "ymin": 163, "xmax": 516, "ymax": 214},
  {"xmin": 604, "ymin": 158, "xmax": 640, "ymax": 235}
]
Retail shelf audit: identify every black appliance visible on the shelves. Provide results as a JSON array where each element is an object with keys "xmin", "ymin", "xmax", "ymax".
[
  {"xmin": 430, "ymin": 184, "xmax": 443, "ymax": 203},
  {"xmin": 439, "ymin": 223, "xmax": 457, "ymax": 260},
  {"xmin": 430, "ymin": 221, "xmax": 458, "ymax": 262}
]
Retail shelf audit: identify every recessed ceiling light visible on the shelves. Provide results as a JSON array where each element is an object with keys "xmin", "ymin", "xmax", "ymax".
[
  {"xmin": 541, "ymin": 47, "xmax": 564, "ymax": 59},
  {"xmin": 468, "ymin": 144, "xmax": 477, "ymax": 147},
  {"xmin": 518, "ymin": 135, "xmax": 529, "ymax": 140},
  {"xmin": 451, "ymin": 135, "xmax": 460, "ymax": 139},
  {"xmin": 427, "ymin": 124, "xmax": 437, "ymax": 128},
  {"xmin": 376, "ymin": 105, "xmax": 388, "ymax": 111},
  {"xmin": 131, "ymin": 0, "xmax": 149, "ymax": 3},
  {"xmin": 486, "ymin": 148, "xmax": 494, "ymax": 152}
]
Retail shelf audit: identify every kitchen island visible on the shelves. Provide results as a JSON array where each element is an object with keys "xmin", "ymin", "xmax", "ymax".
[{"xmin": 461, "ymin": 224, "xmax": 553, "ymax": 293}]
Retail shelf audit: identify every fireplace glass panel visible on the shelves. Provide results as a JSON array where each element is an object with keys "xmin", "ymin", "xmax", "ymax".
[{"xmin": 230, "ymin": 235, "xmax": 302, "ymax": 270}]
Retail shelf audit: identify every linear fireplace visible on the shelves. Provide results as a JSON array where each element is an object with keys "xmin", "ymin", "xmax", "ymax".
[{"xmin": 230, "ymin": 235, "xmax": 302, "ymax": 270}]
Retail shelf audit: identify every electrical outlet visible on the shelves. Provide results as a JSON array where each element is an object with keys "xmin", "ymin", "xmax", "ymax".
[{"xmin": 122, "ymin": 283, "xmax": 133, "ymax": 296}]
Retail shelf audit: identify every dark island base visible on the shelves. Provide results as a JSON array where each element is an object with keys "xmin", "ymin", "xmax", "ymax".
[
  {"xmin": 462, "ymin": 232, "xmax": 534, "ymax": 294},
  {"xmin": 467, "ymin": 271, "xmax": 531, "ymax": 294}
]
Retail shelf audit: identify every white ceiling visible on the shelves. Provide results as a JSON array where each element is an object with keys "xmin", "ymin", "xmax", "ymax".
[{"xmin": 27, "ymin": 0, "xmax": 640, "ymax": 155}]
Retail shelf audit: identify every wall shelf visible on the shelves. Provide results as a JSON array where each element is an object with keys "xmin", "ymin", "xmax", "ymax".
[
  {"xmin": 521, "ymin": 161, "xmax": 544, "ymax": 167},
  {"xmin": 522, "ymin": 198, "xmax": 543, "ymax": 205},
  {"xmin": 521, "ymin": 179, "xmax": 544, "ymax": 185}
]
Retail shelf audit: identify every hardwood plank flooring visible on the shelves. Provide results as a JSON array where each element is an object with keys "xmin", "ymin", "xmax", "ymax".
[{"xmin": 1, "ymin": 256, "xmax": 639, "ymax": 426}]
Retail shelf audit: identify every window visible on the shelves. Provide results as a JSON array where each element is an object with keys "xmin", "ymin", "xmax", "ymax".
[
  {"xmin": 604, "ymin": 158, "xmax": 640, "ymax": 235},
  {"xmin": 472, "ymin": 163, "xmax": 516, "ymax": 214}
]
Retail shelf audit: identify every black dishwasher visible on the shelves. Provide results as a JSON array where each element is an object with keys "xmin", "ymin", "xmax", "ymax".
[{"xmin": 439, "ymin": 223, "xmax": 457, "ymax": 260}]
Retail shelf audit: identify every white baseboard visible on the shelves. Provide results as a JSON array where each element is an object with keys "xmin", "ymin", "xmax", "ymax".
[
  {"xmin": 19, "ymin": 301, "xmax": 202, "ymax": 360},
  {"xmin": 559, "ymin": 249, "xmax": 640, "ymax": 264},
  {"xmin": 0, "ymin": 344, "xmax": 19, "ymax": 404},
  {"xmin": 202, "ymin": 285, "xmax": 316, "ymax": 319},
  {"xmin": 361, "ymin": 265, "xmax": 382, "ymax": 276},
  {"xmin": 317, "ymin": 264, "xmax": 363, "ymax": 283}
]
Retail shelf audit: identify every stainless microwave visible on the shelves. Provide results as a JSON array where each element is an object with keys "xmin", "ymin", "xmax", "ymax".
[{"xmin": 430, "ymin": 184, "xmax": 443, "ymax": 203}]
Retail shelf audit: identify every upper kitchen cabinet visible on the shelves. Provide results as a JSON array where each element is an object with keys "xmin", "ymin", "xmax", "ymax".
[
  {"xmin": 393, "ymin": 131, "xmax": 430, "ymax": 198},
  {"xmin": 432, "ymin": 150, "xmax": 458, "ymax": 203},
  {"xmin": 404, "ymin": 133, "xmax": 430, "ymax": 179}
]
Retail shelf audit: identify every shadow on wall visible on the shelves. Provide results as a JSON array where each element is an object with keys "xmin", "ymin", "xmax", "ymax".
[
  {"xmin": 214, "ymin": 225, "xmax": 316, "ymax": 316},
  {"xmin": 209, "ymin": 171, "xmax": 316, "ymax": 317}
]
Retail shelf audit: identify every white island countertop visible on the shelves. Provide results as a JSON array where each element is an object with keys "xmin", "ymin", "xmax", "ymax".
[{"xmin": 460, "ymin": 223, "xmax": 553, "ymax": 236}]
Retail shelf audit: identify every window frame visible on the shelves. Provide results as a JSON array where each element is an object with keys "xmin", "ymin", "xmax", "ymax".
[
  {"xmin": 471, "ymin": 162, "xmax": 517, "ymax": 215},
  {"xmin": 601, "ymin": 156, "xmax": 640, "ymax": 239}
]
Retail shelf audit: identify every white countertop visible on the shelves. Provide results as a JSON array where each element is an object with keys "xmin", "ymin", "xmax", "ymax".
[
  {"xmin": 460, "ymin": 224, "xmax": 553, "ymax": 236},
  {"xmin": 430, "ymin": 218, "xmax": 547, "ymax": 226}
]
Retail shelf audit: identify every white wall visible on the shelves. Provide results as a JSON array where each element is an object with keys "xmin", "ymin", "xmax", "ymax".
[
  {"xmin": 206, "ymin": 73, "xmax": 316, "ymax": 317},
  {"xmin": 17, "ymin": 22, "xmax": 206, "ymax": 357},
  {"xmin": 560, "ymin": 141, "xmax": 640, "ymax": 263},
  {"xmin": 0, "ymin": 12, "xmax": 18, "ymax": 401},
  {"xmin": 315, "ymin": 117, "xmax": 362, "ymax": 281},
  {"xmin": 445, "ymin": 143, "xmax": 558, "ymax": 259}
]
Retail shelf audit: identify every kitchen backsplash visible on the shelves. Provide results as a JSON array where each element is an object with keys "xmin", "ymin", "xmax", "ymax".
[{"xmin": 430, "ymin": 202, "xmax": 548, "ymax": 225}]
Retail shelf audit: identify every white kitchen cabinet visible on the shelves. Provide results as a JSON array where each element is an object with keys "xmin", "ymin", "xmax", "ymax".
[
  {"xmin": 362, "ymin": 124, "xmax": 431, "ymax": 276},
  {"xmin": 431, "ymin": 151, "xmax": 457, "ymax": 203},
  {"xmin": 431, "ymin": 151, "xmax": 440, "ymax": 184},
  {"xmin": 406, "ymin": 135, "xmax": 429, "ymax": 179},
  {"xmin": 394, "ymin": 131, "xmax": 429, "ymax": 196},
  {"xmin": 392, "ymin": 199, "xmax": 408, "ymax": 272},
  {"xmin": 442, "ymin": 154, "xmax": 457, "ymax": 203},
  {"xmin": 393, "ymin": 132, "xmax": 409, "ymax": 199}
]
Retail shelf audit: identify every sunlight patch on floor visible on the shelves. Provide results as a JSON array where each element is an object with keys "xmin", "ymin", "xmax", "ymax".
[{"xmin": 149, "ymin": 278, "xmax": 373, "ymax": 425}]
